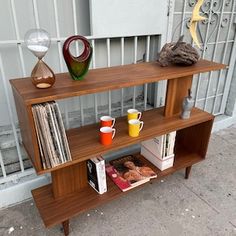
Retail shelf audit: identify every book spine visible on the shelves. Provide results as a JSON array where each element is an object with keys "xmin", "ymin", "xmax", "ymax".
[
  {"xmin": 98, "ymin": 156, "xmax": 107, "ymax": 193},
  {"xmin": 162, "ymin": 134, "xmax": 166, "ymax": 158},
  {"xmin": 153, "ymin": 135, "xmax": 164, "ymax": 158},
  {"xmin": 96, "ymin": 158, "xmax": 102, "ymax": 194},
  {"xmin": 168, "ymin": 131, "xmax": 176, "ymax": 156}
]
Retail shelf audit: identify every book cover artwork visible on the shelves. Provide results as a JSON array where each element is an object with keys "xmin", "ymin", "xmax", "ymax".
[
  {"xmin": 106, "ymin": 155, "xmax": 157, "ymax": 192},
  {"xmin": 87, "ymin": 156, "xmax": 107, "ymax": 194}
]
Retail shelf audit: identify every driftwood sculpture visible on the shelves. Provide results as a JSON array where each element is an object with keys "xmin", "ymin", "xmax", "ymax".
[{"xmin": 157, "ymin": 36, "xmax": 200, "ymax": 67}]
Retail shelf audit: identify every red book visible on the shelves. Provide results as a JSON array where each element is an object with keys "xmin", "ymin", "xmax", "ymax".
[{"xmin": 105, "ymin": 155, "xmax": 157, "ymax": 192}]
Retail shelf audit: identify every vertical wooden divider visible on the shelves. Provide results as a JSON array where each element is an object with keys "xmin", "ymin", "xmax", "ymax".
[
  {"xmin": 164, "ymin": 75, "xmax": 193, "ymax": 117},
  {"xmin": 11, "ymin": 87, "xmax": 42, "ymax": 171},
  {"xmin": 51, "ymin": 161, "xmax": 88, "ymax": 199}
]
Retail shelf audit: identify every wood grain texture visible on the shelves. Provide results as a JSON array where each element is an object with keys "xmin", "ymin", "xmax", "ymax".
[
  {"xmin": 164, "ymin": 76, "xmax": 193, "ymax": 117},
  {"xmin": 10, "ymin": 60, "xmax": 226, "ymax": 105},
  {"xmin": 11, "ymin": 86, "xmax": 41, "ymax": 170},
  {"xmin": 51, "ymin": 162, "xmax": 88, "ymax": 199},
  {"xmin": 175, "ymin": 119, "xmax": 214, "ymax": 158},
  {"xmin": 36, "ymin": 107, "xmax": 214, "ymax": 174},
  {"xmin": 10, "ymin": 58, "xmax": 220, "ymax": 235},
  {"xmin": 32, "ymin": 152, "xmax": 204, "ymax": 228}
]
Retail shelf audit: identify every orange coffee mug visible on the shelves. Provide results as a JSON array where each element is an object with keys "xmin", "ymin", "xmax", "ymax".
[
  {"xmin": 100, "ymin": 116, "xmax": 115, "ymax": 128},
  {"xmin": 100, "ymin": 127, "xmax": 116, "ymax": 145}
]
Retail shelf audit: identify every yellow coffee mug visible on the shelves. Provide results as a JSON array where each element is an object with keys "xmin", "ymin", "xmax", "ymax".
[
  {"xmin": 128, "ymin": 119, "xmax": 144, "ymax": 137},
  {"xmin": 127, "ymin": 109, "xmax": 142, "ymax": 121}
]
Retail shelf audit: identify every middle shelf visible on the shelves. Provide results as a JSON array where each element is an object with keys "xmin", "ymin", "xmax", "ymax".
[{"xmin": 36, "ymin": 107, "xmax": 214, "ymax": 174}]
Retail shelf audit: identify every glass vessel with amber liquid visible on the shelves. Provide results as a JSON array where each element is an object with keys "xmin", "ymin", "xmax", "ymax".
[{"xmin": 25, "ymin": 29, "xmax": 55, "ymax": 89}]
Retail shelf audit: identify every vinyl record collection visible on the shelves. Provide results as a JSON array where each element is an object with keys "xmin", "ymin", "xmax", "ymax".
[{"xmin": 32, "ymin": 102, "xmax": 72, "ymax": 169}]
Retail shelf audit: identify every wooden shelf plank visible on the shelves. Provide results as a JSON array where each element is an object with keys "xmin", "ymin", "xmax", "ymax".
[
  {"xmin": 10, "ymin": 60, "xmax": 226, "ymax": 105},
  {"xmin": 36, "ymin": 107, "xmax": 213, "ymax": 174},
  {"xmin": 32, "ymin": 152, "xmax": 203, "ymax": 228}
]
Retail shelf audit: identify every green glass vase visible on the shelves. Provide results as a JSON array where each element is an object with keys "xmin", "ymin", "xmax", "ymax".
[{"xmin": 63, "ymin": 35, "xmax": 93, "ymax": 80}]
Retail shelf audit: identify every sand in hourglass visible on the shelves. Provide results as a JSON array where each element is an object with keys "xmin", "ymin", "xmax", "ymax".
[
  {"xmin": 28, "ymin": 45, "xmax": 55, "ymax": 89},
  {"xmin": 31, "ymin": 59, "xmax": 55, "ymax": 89}
]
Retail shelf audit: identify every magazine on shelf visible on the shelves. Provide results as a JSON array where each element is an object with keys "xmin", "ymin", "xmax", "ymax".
[
  {"xmin": 105, "ymin": 155, "xmax": 157, "ymax": 192},
  {"xmin": 32, "ymin": 102, "xmax": 71, "ymax": 169}
]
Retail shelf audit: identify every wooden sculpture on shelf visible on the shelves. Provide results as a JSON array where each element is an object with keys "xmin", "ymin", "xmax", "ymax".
[
  {"xmin": 157, "ymin": 36, "xmax": 199, "ymax": 67},
  {"xmin": 189, "ymin": 0, "xmax": 206, "ymax": 48},
  {"xmin": 63, "ymin": 35, "xmax": 93, "ymax": 80}
]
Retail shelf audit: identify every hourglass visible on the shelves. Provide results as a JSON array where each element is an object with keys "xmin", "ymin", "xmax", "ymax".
[{"xmin": 25, "ymin": 29, "xmax": 55, "ymax": 89}]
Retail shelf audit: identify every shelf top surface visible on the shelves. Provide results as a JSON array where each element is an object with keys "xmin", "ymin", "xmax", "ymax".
[
  {"xmin": 10, "ymin": 59, "xmax": 226, "ymax": 105},
  {"xmin": 36, "ymin": 107, "xmax": 213, "ymax": 174}
]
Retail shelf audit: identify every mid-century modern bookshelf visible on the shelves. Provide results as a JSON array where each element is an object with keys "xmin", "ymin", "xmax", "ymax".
[{"xmin": 10, "ymin": 59, "xmax": 225, "ymax": 236}]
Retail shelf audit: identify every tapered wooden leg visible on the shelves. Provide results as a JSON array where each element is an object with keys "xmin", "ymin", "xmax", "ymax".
[
  {"xmin": 185, "ymin": 166, "xmax": 192, "ymax": 179},
  {"xmin": 62, "ymin": 220, "xmax": 70, "ymax": 236}
]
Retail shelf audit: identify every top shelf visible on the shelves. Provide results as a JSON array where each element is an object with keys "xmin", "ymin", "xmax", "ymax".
[{"xmin": 10, "ymin": 60, "xmax": 226, "ymax": 105}]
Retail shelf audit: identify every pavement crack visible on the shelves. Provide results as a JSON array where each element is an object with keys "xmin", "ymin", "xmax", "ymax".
[
  {"xmin": 181, "ymin": 182, "xmax": 220, "ymax": 214},
  {"xmin": 229, "ymin": 221, "xmax": 236, "ymax": 228}
]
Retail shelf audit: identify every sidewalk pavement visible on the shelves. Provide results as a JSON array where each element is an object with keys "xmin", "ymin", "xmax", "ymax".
[{"xmin": 0, "ymin": 124, "xmax": 236, "ymax": 236}]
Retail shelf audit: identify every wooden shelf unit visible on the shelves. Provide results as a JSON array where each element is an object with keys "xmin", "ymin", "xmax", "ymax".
[
  {"xmin": 10, "ymin": 60, "xmax": 226, "ymax": 236},
  {"xmin": 32, "ymin": 152, "xmax": 204, "ymax": 228}
]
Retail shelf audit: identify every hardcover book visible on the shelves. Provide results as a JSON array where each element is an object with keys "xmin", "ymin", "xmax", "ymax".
[
  {"xmin": 105, "ymin": 155, "xmax": 157, "ymax": 192},
  {"xmin": 141, "ymin": 131, "xmax": 176, "ymax": 160},
  {"xmin": 87, "ymin": 156, "xmax": 107, "ymax": 194}
]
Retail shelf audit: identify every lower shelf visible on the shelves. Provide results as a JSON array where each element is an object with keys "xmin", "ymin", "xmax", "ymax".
[{"xmin": 32, "ymin": 151, "xmax": 204, "ymax": 228}]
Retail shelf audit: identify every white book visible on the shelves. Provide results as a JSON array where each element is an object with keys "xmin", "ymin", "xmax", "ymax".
[
  {"xmin": 142, "ymin": 135, "xmax": 165, "ymax": 159},
  {"xmin": 97, "ymin": 156, "xmax": 107, "ymax": 193},
  {"xmin": 167, "ymin": 131, "xmax": 176, "ymax": 156},
  {"xmin": 141, "ymin": 145, "xmax": 174, "ymax": 171},
  {"xmin": 165, "ymin": 133, "xmax": 170, "ymax": 157},
  {"xmin": 95, "ymin": 157, "xmax": 104, "ymax": 194},
  {"xmin": 87, "ymin": 157, "xmax": 107, "ymax": 194}
]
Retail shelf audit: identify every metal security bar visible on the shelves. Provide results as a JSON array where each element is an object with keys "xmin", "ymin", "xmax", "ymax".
[
  {"xmin": 0, "ymin": 0, "xmax": 159, "ymax": 184},
  {"xmin": 0, "ymin": 0, "xmax": 235, "ymax": 186},
  {"xmin": 171, "ymin": 0, "xmax": 236, "ymax": 115}
]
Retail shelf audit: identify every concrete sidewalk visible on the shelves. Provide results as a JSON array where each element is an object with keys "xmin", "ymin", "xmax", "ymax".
[{"xmin": 0, "ymin": 125, "xmax": 236, "ymax": 236}]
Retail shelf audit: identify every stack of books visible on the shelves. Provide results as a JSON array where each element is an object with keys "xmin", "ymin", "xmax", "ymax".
[
  {"xmin": 32, "ymin": 102, "xmax": 72, "ymax": 169},
  {"xmin": 87, "ymin": 156, "xmax": 107, "ymax": 194},
  {"xmin": 105, "ymin": 154, "xmax": 157, "ymax": 192},
  {"xmin": 141, "ymin": 131, "xmax": 176, "ymax": 171}
]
